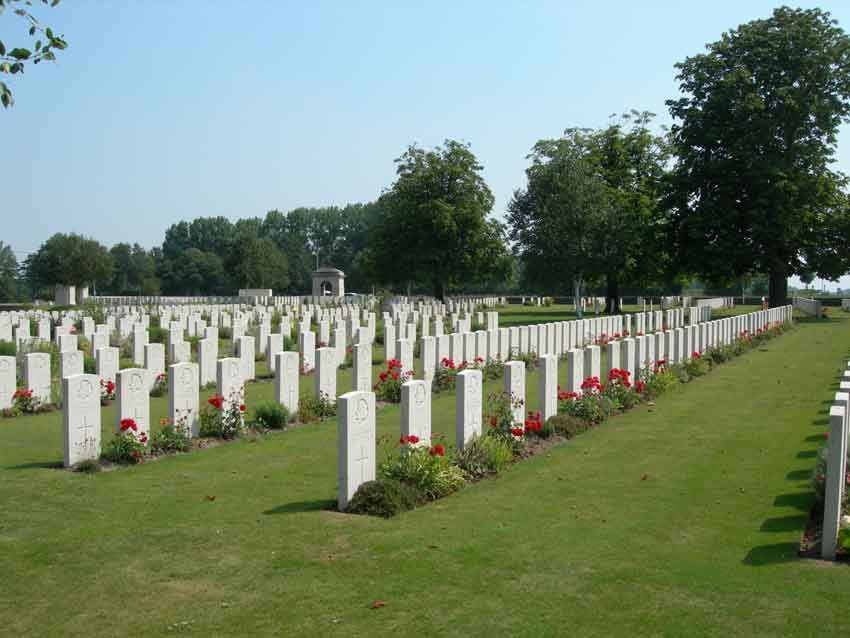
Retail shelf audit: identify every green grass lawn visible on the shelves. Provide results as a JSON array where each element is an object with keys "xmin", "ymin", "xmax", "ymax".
[{"xmin": 2, "ymin": 306, "xmax": 847, "ymax": 637}]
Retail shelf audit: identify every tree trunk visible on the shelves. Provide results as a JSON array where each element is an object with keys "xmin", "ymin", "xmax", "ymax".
[
  {"xmin": 768, "ymin": 269, "xmax": 788, "ymax": 308},
  {"xmin": 433, "ymin": 279, "xmax": 445, "ymax": 301},
  {"xmin": 573, "ymin": 276, "xmax": 583, "ymax": 319},
  {"xmin": 605, "ymin": 274, "xmax": 621, "ymax": 314}
]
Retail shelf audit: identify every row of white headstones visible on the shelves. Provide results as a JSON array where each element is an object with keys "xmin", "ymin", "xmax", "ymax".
[
  {"xmin": 43, "ymin": 305, "xmax": 794, "ymax": 515},
  {"xmin": 338, "ymin": 305, "xmax": 793, "ymax": 509},
  {"xmin": 823, "ymin": 364, "xmax": 850, "ymax": 560}
]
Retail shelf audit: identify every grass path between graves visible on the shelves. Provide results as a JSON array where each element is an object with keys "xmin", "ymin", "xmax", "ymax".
[{"xmin": 2, "ymin": 307, "xmax": 850, "ymax": 636}]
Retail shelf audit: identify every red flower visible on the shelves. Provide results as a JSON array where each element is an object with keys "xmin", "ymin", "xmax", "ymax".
[
  {"xmin": 120, "ymin": 418, "xmax": 137, "ymax": 432},
  {"xmin": 635, "ymin": 380, "xmax": 646, "ymax": 393},
  {"xmin": 399, "ymin": 436, "xmax": 406, "ymax": 445},
  {"xmin": 511, "ymin": 427, "xmax": 524, "ymax": 437},
  {"xmin": 407, "ymin": 434, "xmax": 419, "ymax": 444},
  {"xmin": 239, "ymin": 404, "xmax": 246, "ymax": 412},
  {"xmin": 429, "ymin": 444, "xmax": 445, "ymax": 457},
  {"xmin": 207, "ymin": 395, "xmax": 224, "ymax": 410},
  {"xmin": 391, "ymin": 372, "xmax": 399, "ymax": 381},
  {"xmin": 489, "ymin": 416, "xmax": 497, "ymax": 428}
]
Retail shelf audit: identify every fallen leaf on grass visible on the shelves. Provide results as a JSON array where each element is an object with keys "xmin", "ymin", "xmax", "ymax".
[
  {"xmin": 371, "ymin": 600, "xmax": 387, "ymax": 609},
  {"xmin": 641, "ymin": 474, "xmax": 648, "ymax": 481},
  {"xmin": 206, "ymin": 495, "xmax": 216, "ymax": 501}
]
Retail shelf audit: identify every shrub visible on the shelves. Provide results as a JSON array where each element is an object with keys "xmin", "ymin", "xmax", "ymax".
[
  {"xmin": 253, "ymin": 401, "xmax": 289, "ymax": 429},
  {"xmin": 547, "ymin": 413, "xmax": 590, "ymax": 439},
  {"xmin": 346, "ymin": 478, "xmax": 420, "ymax": 518},
  {"xmin": 100, "ymin": 379, "xmax": 116, "ymax": 405},
  {"xmin": 512, "ymin": 351, "xmax": 538, "ymax": 371},
  {"xmin": 602, "ymin": 369, "xmax": 640, "ymax": 411},
  {"xmin": 219, "ymin": 327, "xmax": 232, "ymax": 340},
  {"xmin": 683, "ymin": 352, "xmax": 709, "ymax": 378},
  {"xmin": 149, "ymin": 372, "xmax": 167, "ymax": 397},
  {"xmin": 83, "ymin": 355, "xmax": 96, "ymax": 374},
  {"xmin": 431, "ymin": 358, "xmax": 458, "ymax": 394},
  {"xmin": 12, "ymin": 388, "xmax": 39, "ymax": 415},
  {"xmin": 198, "ymin": 393, "xmax": 245, "ymax": 439},
  {"xmin": 150, "ymin": 421, "xmax": 192, "ymax": 454},
  {"xmin": 380, "ymin": 438, "xmax": 466, "ymax": 499},
  {"xmin": 103, "ymin": 419, "xmax": 148, "ymax": 464},
  {"xmin": 0, "ymin": 340, "xmax": 14, "ymax": 356},
  {"xmin": 811, "ymin": 445, "xmax": 850, "ymax": 508},
  {"xmin": 481, "ymin": 357, "xmax": 505, "ymax": 381},
  {"xmin": 642, "ymin": 363, "xmax": 678, "ymax": 398},
  {"xmin": 148, "ymin": 326, "xmax": 167, "ymax": 344},
  {"xmin": 453, "ymin": 434, "xmax": 515, "ymax": 479},
  {"xmin": 485, "ymin": 391, "xmax": 524, "ymax": 441},
  {"xmin": 373, "ymin": 359, "xmax": 413, "ymax": 403},
  {"xmin": 297, "ymin": 392, "xmax": 337, "ymax": 423}
]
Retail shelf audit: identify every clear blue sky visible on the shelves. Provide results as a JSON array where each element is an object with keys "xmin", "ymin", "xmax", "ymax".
[{"xmin": 3, "ymin": 1, "xmax": 850, "ymax": 288}]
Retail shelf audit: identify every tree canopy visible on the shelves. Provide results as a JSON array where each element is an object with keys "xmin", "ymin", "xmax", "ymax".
[
  {"xmin": 667, "ymin": 6, "xmax": 850, "ymax": 307},
  {"xmin": 368, "ymin": 140, "xmax": 511, "ymax": 299},
  {"xmin": 25, "ymin": 233, "xmax": 113, "ymax": 292}
]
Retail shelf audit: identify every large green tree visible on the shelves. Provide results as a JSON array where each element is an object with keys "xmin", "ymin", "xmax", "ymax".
[
  {"xmin": 0, "ymin": 0, "xmax": 67, "ymax": 108},
  {"xmin": 507, "ymin": 133, "xmax": 612, "ymax": 317},
  {"xmin": 667, "ymin": 6, "xmax": 850, "ymax": 307},
  {"xmin": 368, "ymin": 140, "xmax": 510, "ymax": 299},
  {"xmin": 582, "ymin": 113, "xmax": 672, "ymax": 312},
  {"xmin": 0, "ymin": 241, "xmax": 17, "ymax": 301},
  {"xmin": 26, "ymin": 233, "xmax": 113, "ymax": 292}
]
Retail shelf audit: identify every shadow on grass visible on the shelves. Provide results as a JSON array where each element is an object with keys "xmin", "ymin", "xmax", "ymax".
[
  {"xmin": 812, "ymin": 418, "xmax": 829, "ymax": 427},
  {"xmin": 774, "ymin": 492, "xmax": 815, "ymax": 510},
  {"xmin": 786, "ymin": 469, "xmax": 811, "ymax": 481},
  {"xmin": 4, "ymin": 460, "xmax": 62, "ymax": 470},
  {"xmin": 263, "ymin": 499, "xmax": 337, "ymax": 515},
  {"xmin": 760, "ymin": 514, "xmax": 809, "ymax": 532},
  {"xmin": 797, "ymin": 450, "xmax": 818, "ymax": 458},
  {"xmin": 743, "ymin": 542, "xmax": 801, "ymax": 566},
  {"xmin": 804, "ymin": 434, "xmax": 827, "ymax": 442}
]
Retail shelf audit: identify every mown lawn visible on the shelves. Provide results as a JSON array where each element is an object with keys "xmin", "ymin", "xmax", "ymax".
[{"xmin": 1, "ymin": 305, "xmax": 847, "ymax": 637}]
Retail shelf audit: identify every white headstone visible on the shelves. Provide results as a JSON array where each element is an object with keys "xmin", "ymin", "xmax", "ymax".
[
  {"xmin": 168, "ymin": 362, "xmax": 200, "ymax": 437},
  {"xmin": 504, "ymin": 360, "xmax": 525, "ymax": 425},
  {"xmin": 455, "ymin": 369, "xmax": 483, "ymax": 451},
  {"xmin": 337, "ymin": 390, "xmax": 376, "ymax": 511},
  {"xmin": 96, "ymin": 346, "xmax": 119, "ymax": 385},
  {"xmin": 401, "ymin": 380, "xmax": 431, "ymax": 445},
  {"xmin": 274, "ymin": 351, "xmax": 299, "ymax": 415},
  {"xmin": 0, "ymin": 356, "xmax": 15, "ymax": 409},
  {"xmin": 62, "ymin": 374, "xmax": 101, "ymax": 467},
  {"xmin": 353, "ymin": 342, "xmax": 372, "ymax": 393},
  {"xmin": 315, "ymin": 346, "xmax": 337, "ymax": 403},
  {"xmin": 117, "ymin": 368, "xmax": 151, "ymax": 439},
  {"xmin": 539, "ymin": 353, "xmax": 558, "ymax": 421}
]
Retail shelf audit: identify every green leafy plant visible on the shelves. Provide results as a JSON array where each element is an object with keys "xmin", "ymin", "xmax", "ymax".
[
  {"xmin": 453, "ymin": 434, "xmax": 515, "ymax": 479},
  {"xmin": 346, "ymin": 478, "xmax": 420, "ymax": 518},
  {"xmin": 380, "ymin": 436, "xmax": 466, "ymax": 500},
  {"xmin": 103, "ymin": 418, "xmax": 148, "ymax": 464},
  {"xmin": 547, "ymin": 413, "xmax": 590, "ymax": 439},
  {"xmin": 149, "ymin": 372, "xmax": 167, "ymax": 397},
  {"xmin": 297, "ymin": 392, "xmax": 336, "ymax": 423},
  {"xmin": 253, "ymin": 401, "xmax": 289, "ymax": 429},
  {"xmin": 149, "ymin": 419, "xmax": 192, "ymax": 454},
  {"xmin": 198, "ymin": 393, "xmax": 245, "ymax": 439}
]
